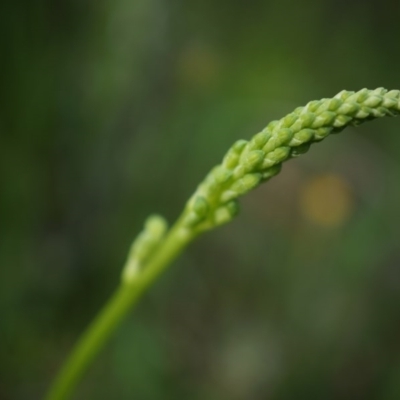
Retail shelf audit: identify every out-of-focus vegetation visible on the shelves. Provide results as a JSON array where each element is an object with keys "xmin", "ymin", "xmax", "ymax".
[{"xmin": 1, "ymin": 1, "xmax": 400, "ymax": 399}]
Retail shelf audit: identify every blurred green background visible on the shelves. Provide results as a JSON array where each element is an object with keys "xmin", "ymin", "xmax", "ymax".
[{"xmin": 1, "ymin": 0, "xmax": 400, "ymax": 399}]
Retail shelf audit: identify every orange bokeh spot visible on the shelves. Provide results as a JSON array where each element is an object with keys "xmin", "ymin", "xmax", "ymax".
[{"xmin": 300, "ymin": 174, "xmax": 354, "ymax": 227}]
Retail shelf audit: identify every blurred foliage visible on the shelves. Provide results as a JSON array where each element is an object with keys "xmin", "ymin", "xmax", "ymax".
[{"xmin": 1, "ymin": 0, "xmax": 400, "ymax": 399}]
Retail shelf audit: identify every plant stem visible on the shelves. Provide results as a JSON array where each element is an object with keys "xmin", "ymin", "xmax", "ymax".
[{"xmin": 45, "ymin": 219, "xmax": 194, "ymax": 400}]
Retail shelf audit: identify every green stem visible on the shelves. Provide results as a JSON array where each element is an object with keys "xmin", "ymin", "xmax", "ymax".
[{"xmin": 45, "ymin": 219, "xmax": 194, "ymax": 400}]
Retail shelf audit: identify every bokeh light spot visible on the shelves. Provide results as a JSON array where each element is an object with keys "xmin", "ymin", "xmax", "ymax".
[
  {"xmin": 300, "ymin": 174, "xmax": 354, "ymax": 227},
  {"xmin": 177, "ymin": 43, "xmax": 221, "ymax": 90}
]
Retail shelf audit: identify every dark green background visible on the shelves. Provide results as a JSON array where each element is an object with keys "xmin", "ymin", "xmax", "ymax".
[{"xmin": 1, "ymin": 1, "xmax": 400, "ymax": 399}]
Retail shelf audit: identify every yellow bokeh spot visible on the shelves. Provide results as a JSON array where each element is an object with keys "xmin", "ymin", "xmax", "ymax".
[
  {"xmin": 300, "ymin": 174, "xmax": 354, "ymax": 227},
  {"xmin": 178, "ymin": 43, "xmax": 220, "ymax": 89}
]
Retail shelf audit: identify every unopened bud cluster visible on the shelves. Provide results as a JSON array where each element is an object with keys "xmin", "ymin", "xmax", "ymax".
[
  {"xmin": 183, "ymin": 88, "xmax": 400, "ymax": 232},
  {"xmin": 122, "ymin": 215, "xmax": 168, "ymax": 283}
]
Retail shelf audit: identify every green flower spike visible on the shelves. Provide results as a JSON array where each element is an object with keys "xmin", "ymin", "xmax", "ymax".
[
  {"xmin": 182, "ymin": 88, "xmax": 400, "ymax": 234},
  {"xmin": 46, "ymin": 88, "xmax": 400, "ymax": 400},
  {"xmin": 122, "ymin": 215, "xmax": 168, "ymax": 283}
]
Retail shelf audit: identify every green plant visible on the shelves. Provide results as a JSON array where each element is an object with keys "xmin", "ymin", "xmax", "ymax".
[{"xmin": 45, "ymin": 88, "xmax": 400, "ymax": 400}]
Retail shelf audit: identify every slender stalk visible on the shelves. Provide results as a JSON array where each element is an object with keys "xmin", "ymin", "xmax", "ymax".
[{"xmin": 45, "ymin": 219, "xmax": 194, "ymax": 400}]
